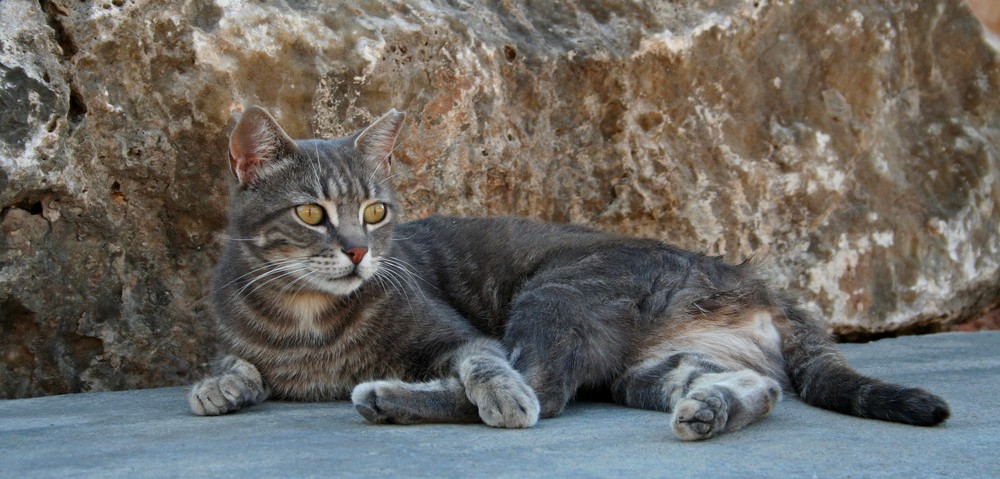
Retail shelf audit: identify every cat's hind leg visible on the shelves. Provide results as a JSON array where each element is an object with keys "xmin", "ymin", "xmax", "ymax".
[
  {"xmin": 189, "ymin": 355, "xmax": 269, "ymax": 416},
  {"xmin": 612, "ymin": 352, "xmax": 781, "ymax": 440},
  {"xmin": 672, "ymin": 368, "xmax": 782, "ymax": 440}
]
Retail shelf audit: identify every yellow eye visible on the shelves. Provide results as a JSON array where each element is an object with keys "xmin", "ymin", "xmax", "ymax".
[
  {"xmin": 295, "ymin": 204, "xmax": 325, "ymax": 225},
  {"xmin": 363, "ymin": 202, "xmax": 387, "ymax": 224}
]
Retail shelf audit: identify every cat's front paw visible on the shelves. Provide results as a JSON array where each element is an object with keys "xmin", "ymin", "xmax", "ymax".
[
  {"xmin": 671, "ymin": 389, "xmax": 729, "ymax": 441},
  {"xmin": 351, "ymin": 379, "xmax": 481, "ymax": 424},
  {"xmin": 188, "ymin": 361, "xmax": 267, "ymax": 416},
  {"xmin": 460, "ymin": 359, "xmax": 540, "ymax": 428},
  {"xmin": 470, "ymin": 378, "xmax": 540, "ymax": 429},
  {"xmin": 351, "ymin": 380, "xmax": 396, "ymax": 424}
]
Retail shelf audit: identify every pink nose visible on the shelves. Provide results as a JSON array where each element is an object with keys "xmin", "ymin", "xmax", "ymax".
[{"xmin": 343, "ymin": 247, "xmax": 368, "ymax": 265}]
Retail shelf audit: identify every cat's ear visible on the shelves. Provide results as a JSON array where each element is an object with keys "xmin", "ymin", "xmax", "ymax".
[
  {"xmin": 228, "ymin": 106, "xmax": 297, "ymax": 186},
  {"xmin": 354, "ymin": 109, "xmax": 406, "ymax": 173}
]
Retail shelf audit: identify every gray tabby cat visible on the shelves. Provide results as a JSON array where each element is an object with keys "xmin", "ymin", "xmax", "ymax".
[{"xmin": 189, "ymin": 106, "xmax": 949, "ymax": 440}]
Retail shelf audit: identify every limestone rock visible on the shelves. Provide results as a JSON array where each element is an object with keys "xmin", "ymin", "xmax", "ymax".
[{"xmin": 1, "ymin": 0, "xmax": 997, "ymax": 397}]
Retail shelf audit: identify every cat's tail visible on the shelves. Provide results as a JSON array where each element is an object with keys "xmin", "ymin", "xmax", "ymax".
[{"xmin": 779, "ymin": 302, "xmax": 950, "ymax": 426}]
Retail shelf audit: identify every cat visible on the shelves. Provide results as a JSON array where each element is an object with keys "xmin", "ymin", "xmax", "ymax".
[{"xmin": 188, "ymin": 106, "xmax": 949, "ymax": 440}]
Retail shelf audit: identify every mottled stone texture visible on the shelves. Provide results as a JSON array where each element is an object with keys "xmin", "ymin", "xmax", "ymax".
[{"xmin": 1, "ymin": 0, "xmax": 997, "ymax": 398}]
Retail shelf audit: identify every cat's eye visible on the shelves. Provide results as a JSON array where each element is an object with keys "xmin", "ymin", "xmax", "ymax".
[
  {"xmin": 363, "ymin": 202, "xmax": 387, "ymax": 224},
  {"xmin": 295, "ymin": 204, "xmax": 325, "ymax": 225}
]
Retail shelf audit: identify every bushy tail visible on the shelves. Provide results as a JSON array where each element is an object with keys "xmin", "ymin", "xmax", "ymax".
[{"xmin": 780, "ymin": 304, "xmax": 950, "ymax": 426}]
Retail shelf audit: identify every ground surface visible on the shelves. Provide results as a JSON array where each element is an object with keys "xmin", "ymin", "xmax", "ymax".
[{"xmin": 2, "ymin": 332, "xmax": 998, "ymax": 478}]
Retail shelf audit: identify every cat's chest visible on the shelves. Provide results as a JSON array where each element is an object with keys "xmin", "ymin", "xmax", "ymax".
[
  {"xmin": 235, "ymin": 293, "xmax": 400, "ymax": 401},
  {"xmin": 257, "ymin": 348, "xmax": 361, "ymax": 401},
  {"xmin": 246, "ymin": 335, "xmax": 397, "ymax": 401},
  {"xmin": 278, "ymin": 291, "xmax": 340, "ymax": 336}
]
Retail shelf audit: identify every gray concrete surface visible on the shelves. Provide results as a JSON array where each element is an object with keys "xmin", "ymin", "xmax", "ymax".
[{"xmin": 2, "ymin": 331, "xmax": 999, "ymax": 478}]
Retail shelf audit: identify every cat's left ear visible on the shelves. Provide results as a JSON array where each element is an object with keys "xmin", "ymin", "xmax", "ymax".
[{"xmin": 354, "ymin": 109, "xmax": 406, "ymax": 173}]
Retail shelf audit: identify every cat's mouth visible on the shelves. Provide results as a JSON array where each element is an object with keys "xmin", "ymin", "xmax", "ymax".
[
  {"xmin": 288, "ymin": 264, "xmax": 364, "ymax": 297},
  {"xmin": 295, "ymin": 258, "xmax": 376, "ymax": 296},
  {"xmin": 342, "ymin": 263, "xmax": 371, "ymax": 280}
]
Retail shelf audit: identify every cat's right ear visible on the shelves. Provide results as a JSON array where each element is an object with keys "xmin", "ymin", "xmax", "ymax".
[{"xmin": 228, "ymin": 106, "xmax": 297, "ymax": 186}]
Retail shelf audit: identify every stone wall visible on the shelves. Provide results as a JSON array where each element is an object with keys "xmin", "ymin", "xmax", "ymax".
[{"xmin": 2, "ymin": 0, "xmax": 998, "ymax": 398}]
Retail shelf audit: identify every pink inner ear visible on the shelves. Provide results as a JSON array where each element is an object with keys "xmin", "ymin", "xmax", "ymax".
[
  {"xmin": 228, "ymin": 133, "xmax": 258, "ymax": 184},
  {"xmin": 228, "ymin": 107, "xmax": 289, "ymax": 185},
  {"xmin": 229, "ymin": 152, "xmax": 240, "ymax": 179},
  {"xmin": 375, "ymin": 150, "xmax": 392, "ymax": 174},
  {"xmin": 230, "ymin": 150, "xmax": 263, "ymax": 184}
]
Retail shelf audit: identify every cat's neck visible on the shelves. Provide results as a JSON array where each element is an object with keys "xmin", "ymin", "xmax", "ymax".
[
  {"xmin": 235, "ymin": 277, "xmax": 381, "ymax": 338},
  {"xmin": 276, "ymin": 289, "xmax": 340, "ymax": 325}
]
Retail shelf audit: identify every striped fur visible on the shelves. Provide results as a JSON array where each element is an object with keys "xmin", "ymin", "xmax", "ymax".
[
  {"xmin": 779, "ymin": 304, "xmax": 950, "ymax": 426},
  {"xmin": 189, "ymin": 107, "xmax": 949, "ymax": 440}
]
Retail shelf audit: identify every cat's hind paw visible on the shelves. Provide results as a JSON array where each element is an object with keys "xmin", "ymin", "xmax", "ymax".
[{"xmin": 671, "ymin": 389, "xmax": 730, "ymax": 441}]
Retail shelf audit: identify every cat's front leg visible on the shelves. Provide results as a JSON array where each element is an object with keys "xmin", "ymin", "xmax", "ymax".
[
  {"xmin": 351, "ymin": 377, "xmax": 481, "ymax": 424},
  {"xmin": 455, "ymin": 339, "xmax": 540, "ymax": 428},
  {"xmin": 351, "ymin": 339, "xmax": 540, "ymax": 428},
  {"xmin": 189, "ymin": 355, "xmax": 269, "ymax": 416}
]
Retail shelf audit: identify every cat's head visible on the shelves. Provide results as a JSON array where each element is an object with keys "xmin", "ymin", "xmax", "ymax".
[{"xmin": 224, "ymin": 106, "xmax": 405, "ymax": 297}]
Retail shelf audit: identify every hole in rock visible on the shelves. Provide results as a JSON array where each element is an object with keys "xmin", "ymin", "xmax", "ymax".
[
  {"xmin": 68, "ymin": 86, "xmax": 88, "ymax": 124},
  {"xmin": 503, "ymin": 45, "xmax": 517, "ymax": 62}
]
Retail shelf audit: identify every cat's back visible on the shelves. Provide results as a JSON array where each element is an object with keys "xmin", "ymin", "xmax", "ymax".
[
  {"xmin": 392, "ymin": 215, "xmax": 727, "ymax": 333},
  {"xmin": 396, "ymin": 215, "xmax": 635, "ymax": 275},
  {"xmin": 402, "ymin": 215, "xmax": 607, "ymax": 251},
  {"xmin": 396, "ymin": 215, "xmax": 709, "ymax": 269}
]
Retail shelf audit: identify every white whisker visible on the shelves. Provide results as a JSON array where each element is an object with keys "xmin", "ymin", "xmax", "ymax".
[
  {"xmin": 383, "ymin": 256, "xmax": 436, "ymax": 292},
  {"xmin": 234, "ymin": 263, "xmax": 310, "ymax": 301},
  {"xmin": 380, "ymin": 266, "xmax": 415, "ymax": 313},
  {"xmin": 215, "ymin": 258, "xmax": 305, "ymax": 292},
  {"xmin": 276, "ymin": 265, "xmax": 317, "ymax": 298},
  {"xmin": 311, "ymin": 143, "xmax": 325, "ymax": 195},
  {"xmin": 218, "ymin": 235, "xmax": 263, "ymax": 242},
  {"xmin": 374, "ymin": 256, "xmax": 432, "ymax": 311},
  {"xmin": 376, "ymin": 171, "xmax": 404, "ymax": 187},
  {"xmin": 366, "ymin": 161, "xmax": 383, "ymax": 187},
  {"xmin": 389, "ymin": 233, "xmax": 418, "ymax": 242}
]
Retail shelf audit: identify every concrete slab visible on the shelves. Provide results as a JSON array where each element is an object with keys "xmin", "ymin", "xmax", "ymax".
[{"xmin": 2, "ymin": 332, "xmax": 999, "ymax": 478}]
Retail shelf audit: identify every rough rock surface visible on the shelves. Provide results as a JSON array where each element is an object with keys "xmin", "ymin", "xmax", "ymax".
[{"xmin": 1, "ymin": 0, "xmax": 997, "ymax": 398}]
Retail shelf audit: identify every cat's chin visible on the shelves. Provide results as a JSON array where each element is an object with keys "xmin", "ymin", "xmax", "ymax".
[{"xmin": 310, "ymin": 274, "xmax": 366, "ymax": 297}]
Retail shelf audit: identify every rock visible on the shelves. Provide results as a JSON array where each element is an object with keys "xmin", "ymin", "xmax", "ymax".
[
  {"xmin": 1, "ymin": 0, "xmax": 997, "ymax": 398},
  {"xmin": 969, "ymin": 0, "xmax": 1000, "ymax": 35}
]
